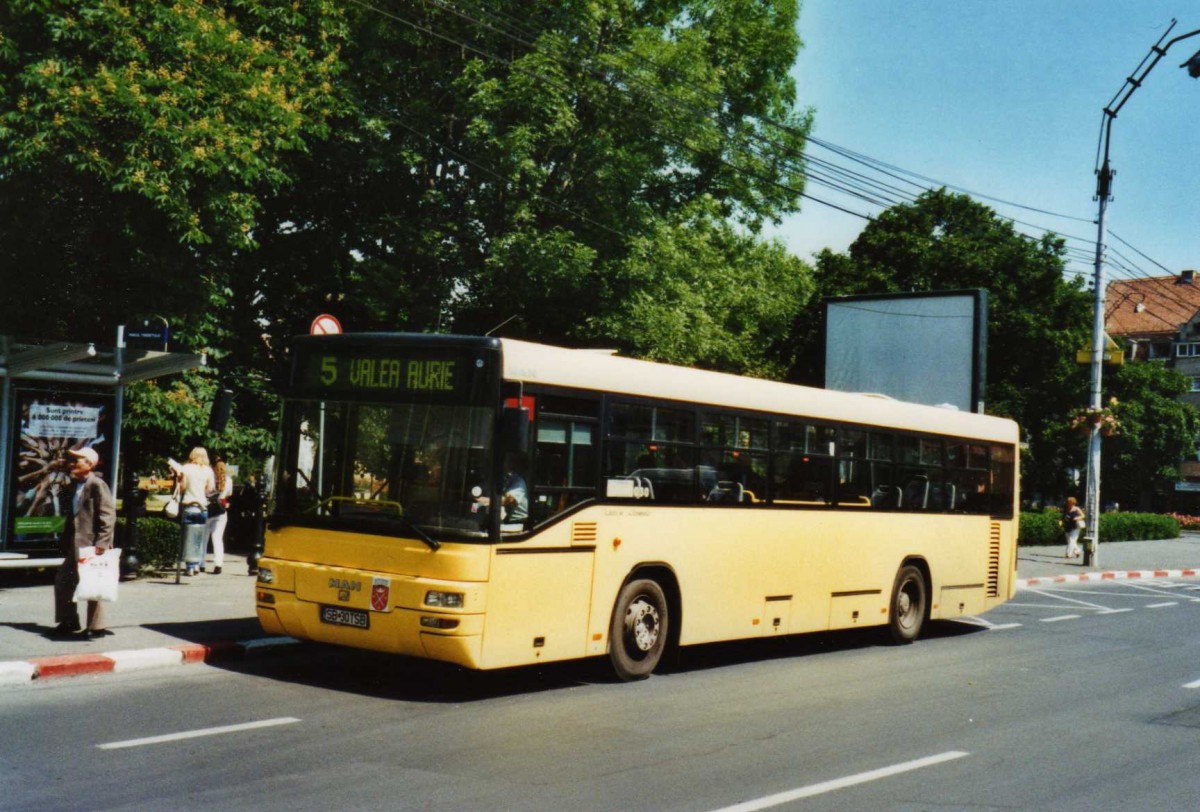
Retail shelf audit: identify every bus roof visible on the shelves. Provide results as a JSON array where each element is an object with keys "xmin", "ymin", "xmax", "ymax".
[{"xmin": 499, "ymin": 338, "xmax": 1018, "ymax": 444}]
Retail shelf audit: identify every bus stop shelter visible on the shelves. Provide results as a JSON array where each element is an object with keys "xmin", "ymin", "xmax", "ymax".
[{"xmin": 0, "ymin": 334, "xmax": 204, "ymax": 567}]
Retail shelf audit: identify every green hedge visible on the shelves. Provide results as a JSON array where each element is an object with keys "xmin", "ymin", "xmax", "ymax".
[
  {"xmin": 1019, "ymin": 510, "xmax": 1180, "ymax": 546},
  {"xmin": 117, "ymin": 516, "xmax": 181, "ymax": 572}
]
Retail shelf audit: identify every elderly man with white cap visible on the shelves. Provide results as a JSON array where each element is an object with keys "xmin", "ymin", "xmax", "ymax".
[{"xmin": 51, "ymin": 446, "xmax": 116, "ymax": 639}]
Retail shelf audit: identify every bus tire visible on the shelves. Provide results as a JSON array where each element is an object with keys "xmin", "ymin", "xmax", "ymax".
[
  {"xmin": 888, "ymin": 564, "xmax": 927, "ymax": 645},
  {"xmin": 609, "ymin": 578, "xmax": 669, "ymax": 681}
]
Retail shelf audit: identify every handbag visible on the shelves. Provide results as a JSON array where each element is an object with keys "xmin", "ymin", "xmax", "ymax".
[
  {"xmin": 164, "ymin": 484, "xmax": 181, "ymax": 519},
  {"xmin": 208, "ymin": 493, "xmax": 226, "ymax": 517},
  {"xmin": 1075, "ymin": 516, "xmax": 1086, "ymax": 530},
  {"xmin": 73, "ymin": 546, "xmax": 121, "ymax": 603}
]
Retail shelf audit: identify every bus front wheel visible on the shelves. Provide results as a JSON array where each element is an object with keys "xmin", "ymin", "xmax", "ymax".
[
  {"xmin": 609, "ymin": 578, "xmax": 668, "ymax": 681},
  {"xmin": 888, "ymin": 565, "xmax": 927, "ymax": 644}
]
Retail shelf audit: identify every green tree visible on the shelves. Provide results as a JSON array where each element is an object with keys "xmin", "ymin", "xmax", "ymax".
[
  {"xmin": 235, "ymin": 0, "xmax": 814, "ymax": 377},
  {"xmin": 1098, "ymin": 362, "xmax": 1200, "ymax": 512},
  {"xmin": 589, "ymin": 198, "xmax": 811, "ymax": 377},
  {"xmin": 800, "ymin": 190, "xmax": 1093, "ymax": 499},
  {"xmin": 0, "ymin": 0, "xmax": 348, "ymax": 340}
]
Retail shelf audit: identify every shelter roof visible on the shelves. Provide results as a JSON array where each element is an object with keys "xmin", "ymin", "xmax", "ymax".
[{"xmin": 0, "ymin": 336, "xmax": 204, "ymax": 386}]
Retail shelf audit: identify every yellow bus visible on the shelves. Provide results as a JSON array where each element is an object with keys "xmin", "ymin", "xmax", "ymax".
[{"xmin": 256, "ymin": 334, "xmax": 1018, "ymax": 680}]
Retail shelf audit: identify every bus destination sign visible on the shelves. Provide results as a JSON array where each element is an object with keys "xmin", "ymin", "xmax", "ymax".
[{"xmin": 293, "ymin": 344, "xmax": 493, "ymax": 401}]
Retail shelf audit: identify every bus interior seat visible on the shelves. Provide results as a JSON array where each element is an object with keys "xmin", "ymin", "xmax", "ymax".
[
  {"xmin": 902, "ymin": 477, "xmax": 929, "ymax": 510},
  {"xmin": 708, "ymin": 481, "xmax": 745, "ymax": 503},
  {"xmin": 871, "ymin": 484, "xmax": 901, "ymax": 508}
]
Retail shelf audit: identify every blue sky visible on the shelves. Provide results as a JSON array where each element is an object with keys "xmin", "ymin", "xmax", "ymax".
[{"xmin": 769, "ymin": 1, "xmax": 1200, "ymax": 282}]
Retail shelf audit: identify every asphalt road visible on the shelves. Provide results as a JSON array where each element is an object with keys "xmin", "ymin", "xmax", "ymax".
[{"xmin": 4, "ymin": 578, "xmax": 1200, "ymax": 811}]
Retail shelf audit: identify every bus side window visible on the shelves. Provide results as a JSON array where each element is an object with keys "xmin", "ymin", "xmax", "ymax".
[
  {"xmin": 532, "ymin": 396, "xmax": 599, "ymax": 522},
  {"xmin": 772, "ymin": 420, "xmax": 833, "ymax": 505},
  {"xmin": 867, "ymin": 433, "xmax": 899, "ymax": 509},
  {"xmin": 896, "ymin": 436, "xmax": 947, "ymax": 511},
  {"xmin": 988, "ymin": 443, "xmax": 1017, "ymax": 518},
  {"xmin": 946, "ymin": 442, "xmax": 991, "ymax": 513},
  {"xmin": 835, "ymin": 428, "xmax": 869, "ymax": 506},
  {"xmin": 605, "ymin": 402, "xmax": 697, "ymax": 503},
  {"xmin": 701, "ymin": 412, "xmax": 768, "ymax": 505}
]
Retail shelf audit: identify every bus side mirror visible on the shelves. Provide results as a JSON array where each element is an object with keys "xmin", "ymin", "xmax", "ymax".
[{"xmin": 500, "ymin": 406, "xmax": 529, "ymax": 453}]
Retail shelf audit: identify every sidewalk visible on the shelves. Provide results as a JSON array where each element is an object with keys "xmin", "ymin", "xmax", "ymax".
[
  {"xmin": 1015, "ymin": 535, "xmax": 1200, "ymax": 583},
  {"xmin": 0, "ymin": 555, "xmax": 295, "ymax": 685},
  {"xmin": 5, "ymin": 537, "xmax": 1200, "ymax": 685}
]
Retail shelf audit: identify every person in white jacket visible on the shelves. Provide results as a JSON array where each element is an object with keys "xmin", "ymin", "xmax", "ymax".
[{"xmin": 205, "ymin": 457, "xmax": 234, "ymax": 575}]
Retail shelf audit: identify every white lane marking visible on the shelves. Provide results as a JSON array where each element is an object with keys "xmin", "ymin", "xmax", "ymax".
[
  {"xmin": 1041, "ymin": 615, "xmax": 1081, "ymax": 623},
  {"xmin": 960, "ymin": 617, "xmax": 1022, "ymax": 631},
  {"xmin": 97, "ymin": 717, "xmax": 300, "ymax": 750},
  {"xmin": 1004, "ymin": 602, "xmax": 1082, "ymax": 610},
  {"xmin": 1024, "ymin": 588, "xmax": 1114, "ymax": 612},
  {"xmin": 709, "ymin": 751, "xmax": 970, "ymax": 812},
  {"xmin": 1184, "ymin": 679, "xmax": 1200, "ymax": 689},
  {"xmin": 1122, "ymin": 583, "xmax": 1191, "ymax": 598},
  {"xmin": 1096, "ymin": 608, "xmax": 1134, "ymax": 615},
  {"xmin": 1145, "ymin": 602, "xmax": 1178, "ymax": 609}
]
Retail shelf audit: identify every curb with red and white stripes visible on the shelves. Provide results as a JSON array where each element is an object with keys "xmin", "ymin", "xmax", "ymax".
[
  {"xmin": 1017, "ymin": 568, "xmax": 1199, "ymax": 588},
  {"xmin": 0, "ymin": 637, "xmax": 299, "ymax": 686}
]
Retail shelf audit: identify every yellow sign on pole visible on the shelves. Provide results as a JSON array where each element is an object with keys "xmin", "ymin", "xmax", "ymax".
[{"xmin": 1076, "ymin": 334, "xmax": 1124, "ymax": 366}]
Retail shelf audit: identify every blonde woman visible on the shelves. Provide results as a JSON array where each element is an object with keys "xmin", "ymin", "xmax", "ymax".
[
  {"xmin": 178, "ymin": 447, "xmax": 215, "ymax": 575},
  {"xmin": 205, "ymin": 457, "xmax": 234, "ymax": 575}
]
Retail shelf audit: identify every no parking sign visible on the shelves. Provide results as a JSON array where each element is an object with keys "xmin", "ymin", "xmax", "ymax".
[{"xmin": 310, "ymin": 314, "xmax": 342, "ymax": 335}]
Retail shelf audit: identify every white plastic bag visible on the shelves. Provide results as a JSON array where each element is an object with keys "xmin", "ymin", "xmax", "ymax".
[{"xmin": 73, "ymin": 546, "xmax": 121, "ymax": 603}]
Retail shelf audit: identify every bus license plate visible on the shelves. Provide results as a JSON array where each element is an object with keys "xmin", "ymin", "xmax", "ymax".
[{"xmin": 320, "ymin": 605, "xmax": 369, "ymax": 629}]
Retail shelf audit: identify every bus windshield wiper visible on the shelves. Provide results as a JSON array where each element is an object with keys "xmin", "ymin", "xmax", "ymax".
[{"xmin": 397, "ymin": 514, "xmax": 441, "ymax": 551}]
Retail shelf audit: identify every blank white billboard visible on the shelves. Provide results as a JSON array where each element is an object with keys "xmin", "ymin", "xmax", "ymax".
[{"xmin": 824, "ymin": 290, "xmax": 987, "ymax": 413}]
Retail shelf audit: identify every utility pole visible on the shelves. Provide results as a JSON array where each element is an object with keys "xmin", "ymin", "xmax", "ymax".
[{"xmin": 1086, "ymin": 20, "xmax": 1200, "ymax": 567}]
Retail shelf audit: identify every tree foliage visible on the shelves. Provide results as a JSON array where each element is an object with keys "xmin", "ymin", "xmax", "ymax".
[
  {"xmin": 236, "ymin": 0, "xmax": 814, "ymax": 376},
  {"xmin": 0, "ymin": 0, "xmax": 348, "ymax": 340},
  {"xmin": 1100, "ymin": 362, "xmax": 1200, "ymax": 511}
]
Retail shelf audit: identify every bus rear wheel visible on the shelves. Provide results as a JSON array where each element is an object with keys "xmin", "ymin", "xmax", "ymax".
[
  {"xmin": 609, "ymin": 578, "xmax": 668, "ymax": 681},
  {"xmin": 888, "ymin": 565, "xmax": 927, "ymax": 644}
]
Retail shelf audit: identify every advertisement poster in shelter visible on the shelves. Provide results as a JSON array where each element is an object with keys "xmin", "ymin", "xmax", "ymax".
[{"xmin": 8, "ymin": 389, "xmax": 114, "ymax": 549}]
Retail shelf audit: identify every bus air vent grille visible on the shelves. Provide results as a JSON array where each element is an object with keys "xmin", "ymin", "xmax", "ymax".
[
  {"xmin": 572, "ymin": 522, "xmax": 598, "ymax": 544},
  {"xmin": 986, "ymin": 523, "xmax": 1002, "ymax": 597}
]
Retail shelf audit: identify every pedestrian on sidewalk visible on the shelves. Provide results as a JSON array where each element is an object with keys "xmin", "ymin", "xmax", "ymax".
[
  {"xmin": 51, "ymin": 447, "xmax": 116, "ymax": 639},
  {"xmin": 205, "ymin": 456, "xmax": 233, "ymax": 575},
  {"xmin": 1063, "ymin": 496, "xmax": 1085, "ymax": 559},
  {"xmin": 177, "ymin": 447, "xmax": 215, "ymax": 575}
]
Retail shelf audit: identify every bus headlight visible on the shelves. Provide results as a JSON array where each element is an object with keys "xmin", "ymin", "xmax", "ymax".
[
  {"xmin": 257, "ymin": 567, "xmax": 275, "ymax": 584},
  {"xmin": 424, "ymin": 590, "xmax": 464, "ymax": 608}
]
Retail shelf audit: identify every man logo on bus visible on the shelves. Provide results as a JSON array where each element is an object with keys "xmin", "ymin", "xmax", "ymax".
[{"xmin": 371, "ymin": 578, "xmax": 390, "ymax": 612}]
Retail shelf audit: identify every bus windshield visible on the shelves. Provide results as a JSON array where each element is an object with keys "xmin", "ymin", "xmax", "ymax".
[{"xmin": 276, "ymin": 399, "xmax": 495, "ymax": 539}]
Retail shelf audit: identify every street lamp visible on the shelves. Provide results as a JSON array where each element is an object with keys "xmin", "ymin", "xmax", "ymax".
[{"xmin": 1086, "ymin": 20, "xmax": 1200, "ymax": 567}]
